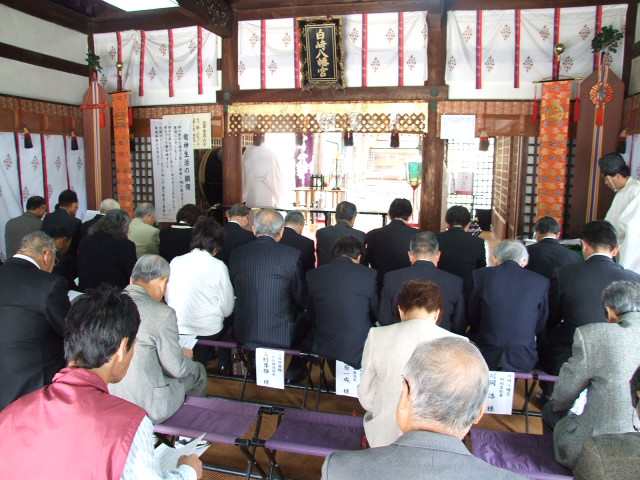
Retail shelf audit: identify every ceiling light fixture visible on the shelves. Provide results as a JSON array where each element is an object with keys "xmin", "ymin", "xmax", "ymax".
[{"xmin": 102, "ymin": 0, "xmax": 179, "ymax": 12}]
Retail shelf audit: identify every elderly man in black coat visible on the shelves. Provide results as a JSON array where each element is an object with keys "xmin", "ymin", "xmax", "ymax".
[
  {"xmin": 316, "ymin": 201, "xmax": 365, "ymax": 266},
  {"xmin": 0, "ymin": 231, "xmax": 70, "ymax": 409},
  {"xmin": 526, "ymin": 216, "xmax": 581, "ymax": 280}
]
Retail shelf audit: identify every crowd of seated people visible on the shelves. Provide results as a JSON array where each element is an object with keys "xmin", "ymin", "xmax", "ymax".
[{"xmin": 2, "ymin": 187, "xmax": 640, "ymax": 479}]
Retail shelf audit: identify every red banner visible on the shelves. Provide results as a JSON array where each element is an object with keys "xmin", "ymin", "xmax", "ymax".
[{"xmin": 536, "ymin": 81, "xmax": 571, "ymax": 225}]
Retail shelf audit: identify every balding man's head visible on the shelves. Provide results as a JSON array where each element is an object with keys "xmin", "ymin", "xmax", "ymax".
[
  {"xmin": 17, "ymin": 231, "xmax": 57, "ymax": 273},
  {"xmin": 253, "ymin": 208, "xmax": 284, "ymax": 240},
  {"xmin": 397, "ymin": 337, "xmax": 489, "ymax": 439}
]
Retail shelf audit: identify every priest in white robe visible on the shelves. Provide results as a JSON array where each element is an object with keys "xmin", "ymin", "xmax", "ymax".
[
  {"xmin": 599, "ymin": 153, "xmax": 640, "ymax": 274},
  {"xmin": 242, "ymin": 144, "xmax": 286, "ymax": 208}
]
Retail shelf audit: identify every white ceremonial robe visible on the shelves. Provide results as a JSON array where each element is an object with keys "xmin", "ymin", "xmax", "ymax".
[
  {"xmin": 242, "ymin": 144, "xmax": 285, "ymax": 208},
  {"xmin": 604, "ymin": 177, "xmax": 640, "ymax": 274}
]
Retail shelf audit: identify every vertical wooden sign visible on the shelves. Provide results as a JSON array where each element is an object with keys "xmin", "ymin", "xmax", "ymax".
[{"xmin": 111, "ymin": 92, "xmax": 134, "ymax": 217}]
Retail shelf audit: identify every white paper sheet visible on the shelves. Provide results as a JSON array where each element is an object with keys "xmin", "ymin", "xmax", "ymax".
[
  {"xmin": 154, "ymin": 434, "xmax": 210, "ymax": 472},
  {"xmin": 255, "ymin": 348, "xmax": 285, "ymax": 390},
  {"xmin": 335, "ymin": 361, "xmax": 361, "ymax": 398},
  {"xmin": 485, "ymin": 371, "xmax": 515, "ymax": 415},
  {"xmin": 570, "ymin": 389, "xmax": 588, "ymax": 416}
]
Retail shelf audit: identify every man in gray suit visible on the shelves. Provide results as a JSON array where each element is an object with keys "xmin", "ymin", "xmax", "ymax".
[
  {"xmin": 4, "ymin": 196, "xmax": 46, "ymax": 258},
  {"xmin": 322, "ymin": 338, "xmax": 523, "ymax": 480},
  {"xmin": 543, "ymin": 280, "xmax": 640, "ymax": 469},
  {"xmin": 110, "ymin": 254, "xmax": 207, "ymax": 423}
]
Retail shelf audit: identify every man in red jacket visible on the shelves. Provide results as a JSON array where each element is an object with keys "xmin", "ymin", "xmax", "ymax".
[{"xmin": 0, "ymin": 287, "xmax": 202, "ymax": 480}]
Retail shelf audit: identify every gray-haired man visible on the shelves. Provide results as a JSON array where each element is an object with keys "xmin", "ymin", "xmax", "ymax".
[
  {"xmin": 468, "ymin": 240, "xmax": 549, "ymax": 373},
  {"xmin": 322, "ymin": 338, "xmax": 523, "ymax": 479},
  {"xmin": 110, "ymin": 254, "xmax": 207, "ymax": 423},
  {"xmin": 229, "ymin": 209, "xmax": 305, "ymax": 351},
  {"xmin": 128, "ymin": 202, "xmax": 160, "ymax": 257}
]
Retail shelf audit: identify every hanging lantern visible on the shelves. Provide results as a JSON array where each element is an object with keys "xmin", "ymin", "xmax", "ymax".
[
  {"xmin": 253, "ymin": 131, "xmax": 264, "ymax": 146},
  {"xmin": 295, "ymin": 132, "xmax": 304, "ymax": 146},
  {"xmin": 343, "ymin": 129, "xmax": 353, "ymax": 147},
  {"xmin": 23, "ymin": 128, "xmax": 33, "ymax": 149},
  {"xmin": 70, "ymin": 129, "xmax": 79, "ymax": 151},
  {"xmin": 390, "ymin": 128, "xmax": 400, "ymax": 148},
  {"xmin": 479, "ymin": 131, "xmax": 490, "ymax": 152}
]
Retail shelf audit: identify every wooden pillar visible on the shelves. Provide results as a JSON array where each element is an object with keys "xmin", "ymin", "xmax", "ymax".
[
  {"xmin": 222, "ymin": 21, "xmax": 242, "ymax": 206},
  {"xmin": 420, "ymin": 11, "xmax": 447, "ymax": 232},
  {"xmin": 111, "ymin": 92, "xmax": 134, "ymax": 216}
]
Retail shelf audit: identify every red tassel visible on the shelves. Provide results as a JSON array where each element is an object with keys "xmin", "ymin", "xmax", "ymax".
[
  {"xmin": 99, "ymin": 110, "xmax": 106, "ymax": 129},
  {"xmin": 531, "ymin": 100, "xmax": 540, "ymax": 123},
  {"xmin": 573, "ymin": 98, "xmax": 581, "ymax": 124},
  {"xmin": 595, "ymin": 106, "xmax": 604, "ymax": 126}
]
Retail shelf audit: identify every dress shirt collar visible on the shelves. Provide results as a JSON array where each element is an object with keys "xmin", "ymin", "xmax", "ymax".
[
  {"xmin": 585, "ymin": 252, "xmax": 613, "ymax": 261},
  {"xmin": 13, "ymin": 254, "xmax": 41, "ymax": 270},
  {"xmin": 394, "ymin": 430, "xmax": 471, "ymax": 456}
]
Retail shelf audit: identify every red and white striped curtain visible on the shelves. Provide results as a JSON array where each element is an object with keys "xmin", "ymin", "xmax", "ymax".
[
  {"xmin": 43, "ymin": 134, "xmax": 69, "ymax": 213},
  {"xmin": 17, "ymin": 132, "xmax": 44, "ymax": 211},
  {"xmin": 66, "ymin": 136, "xmax": 87, "ymax": 221},
  {"xmin": 237, "ymin": 11, "xmax": 428, "ymax": 90},
  {"xmin": 94, "ymin": 27, "xmax": 219, "ymax": 106},
  {"xmin": 446, "ymin": 4, "xmax": 627, "ymax": 97}
]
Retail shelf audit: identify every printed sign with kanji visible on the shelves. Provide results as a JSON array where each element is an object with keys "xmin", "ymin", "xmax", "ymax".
[
  {"xmin": 336, "ymin": 361, "xmax": 361, "ymax": 398},
  {"xmin": 485, "ymin": 371, "xmax": 515, "ymax": 415},
  {"xmin": 255, "ymin": 348, "xmax": 285, "ymax": 390}
]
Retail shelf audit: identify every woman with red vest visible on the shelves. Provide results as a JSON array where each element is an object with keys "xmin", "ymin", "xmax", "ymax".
[{"xmin": 0, "ymin": 287, "xmax": 203, "ymax": 480}]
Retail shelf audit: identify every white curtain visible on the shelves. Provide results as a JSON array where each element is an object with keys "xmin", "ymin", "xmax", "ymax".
[
  {"xmin": 0, "ymin": 132, "xmax": 22, "ymax": 260},
  {"xmin": 265, "ymin": 18, "xmax": 295, "ymax": 89},
  {"xmin": 66, "ymin": 136, "xmax": 87, "ymax": 221},
  {"xmin": 43, "ymin": 135, "xmax": 69, "ymax": 213},
  {"xmin": 17, "ymin": 132, "xmax": 44, "ymax": 211},
  {"xmin": 238, "ymin": 20, "xmax": 262, "ymax": 90}
]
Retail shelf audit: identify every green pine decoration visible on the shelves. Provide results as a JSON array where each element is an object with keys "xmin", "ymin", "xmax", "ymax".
[
  {"xmin": 591, "ymin": 26, "xmax": 624, "ymax": 54},
  {"xmin": 86, "ymin": 51, "xmax": 103, "ymax": 73}
]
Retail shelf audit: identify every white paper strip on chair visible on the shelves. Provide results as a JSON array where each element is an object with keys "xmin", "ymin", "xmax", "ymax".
[
  {"xmin": 343, "ymin": 14, "xmax": 363, "ymax": 87},
  {"xmin": 335, "ymin": 361, "xmax": 361, "ymax": 398},
  {"xmin": 238, "ymin": 20, "xmax": 262, "ymax": 90},
  {"xmin": 255, "ymin": 348, "xmax": 285, "ymax": 390},
  {"xmin": 43, "ymin": 135, "xmax": 69, "ymax": 213},
  {"xmin": 66, "ymin": 136, "xmax": 87, "ymax": 221},
  {"xmin": 366, "ymin": 12, "xmax": 400, "ymax": 87},
  {"xmin": 17, "ymin": 133, "xmax": 44, "ymax": 211},
  {"xmin": 485, "ymin": 371, "xmax": 515, "ymax": 415},
  {"xmin": 402, "ymin": 11, "xmax": 428, "ymax": 86},
  {"xmin": 0, "ymin": 132, "xmax": 23, "ymax": 260},
  {"xmin": 265, "ymin": 18, "xmax": 295, "ymax": 89}
]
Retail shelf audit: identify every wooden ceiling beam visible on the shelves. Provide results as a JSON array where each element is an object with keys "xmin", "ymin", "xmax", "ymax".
[
  {"xmin": 446, "ymin": 0, "xmax": 630, "ymax": 10},
  {"xmin": 90, "ymin": 8, "xmax": 198, "ymax": 34},
  {"xmin": 177, "ymin": 0, "xmax": 233, "ymax": 37},
  {"xmin": 0, "ymin": 41, "xmax": 88, "ymax": 77},
  {"xmin": 1, "ymin": 0, "xmax": 89, "ymax": 33},
  {"xmin": 234, "ymin": 0, "xmax": 443, "ymax": 20}
]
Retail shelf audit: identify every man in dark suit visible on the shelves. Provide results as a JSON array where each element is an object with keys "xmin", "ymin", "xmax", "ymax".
[
  {"xmin": 307, "ymin": 236, "xmax": 377, "ymax": 369},
  {"xmin": 42, "ymin": 190, "xmax": 82, "ymax": 256},
  {"xmin": 526, "ymin": 216, "xmax": 582, "ymax": 279},
  {"xmin": 280, "ymin": 210, "xmax": 315, "ymax": 273},
  {"xmin": 0, "ymin": 231, "xmax": 70, "ymax": 409},
  {"xmin": 80, "ymin": 198, "xmax": 120, "ymax": 238},
  {"xmin": 437, "ymin": 206, "xmax": 486, "ymax": 295},
  {"xmin": 469, "ymin": 240, "xmax": 549, "ymax": 373},
  {"xmin": 540, "ymin": 221, "xmax": 640, "ymax": 375},
  {"xmin": 365, "ymin": 198, "xmax": 417, "ymax": 288},
  {"xmin": 159, "ymin": 203, "xmax": 202, "ymax": 262},
  {"xmin": 316, "ymin": 201, "xmax": 365, "ymax": 266},
  {"xmin": 221, "ymin": 203, "xmax": 255, "ymax": 264},
  {"xmin": 380, "ymin": 231, "xmax": 466, "ymax": 333},
  {"xmin": 229, "ymin": 208, "xmax": 305, "ymax": 350},
  {"xmin": 4, "ymin": 195, "xmax": 46, "ymax": 259}
]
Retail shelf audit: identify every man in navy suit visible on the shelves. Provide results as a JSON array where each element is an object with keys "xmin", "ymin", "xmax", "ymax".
[
  {"xmin": 221, "ymin": 204, "xmax": 255, "ymax": 264},
  {"xmin": 526, "ymin": 216, "xmax": 582, "ymax": 280},
  {"xmin": 379, "ymin": 231, "xmax": 466, "ymax": 334},
  {"xmin": 365, "ymin": 198, "xmax": 417, "ymax": 289},
  {"xmin": 468, "ymin": 240, "xmax": 549, "ymax": 373},
  {"xmin": 280, "ymin": 211, "xmax": 316, "ymax": 273},
  {"xmin": 539, "ymin": 221, "xmax": 640, "ymax": 375}
]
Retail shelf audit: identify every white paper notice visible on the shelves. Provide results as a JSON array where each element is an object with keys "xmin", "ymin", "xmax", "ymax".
[
  {"xmin": 154, "ymin": 434, "xmax": 210, "ymax": 472},
  {"xmin": 335, "ymin": 361, "xmax": 361, "ymax": 398},
  {"xmin": 440, "ymin": 114, "xmax": 476, "ymax": 141},
  {"xmin": 255, "ymin": 348, "xmax": 285, "ymax": 390},
  {"xmin": 163, "ymin": 113, "xmax": 212, "ymax": 150},
  {"xmin": 179, "ymin": 335, "xmax": 198, "ymax": 350},
  {"xmin": 485, "ymin": 371, "xmax": 515, "ymax": 415}
]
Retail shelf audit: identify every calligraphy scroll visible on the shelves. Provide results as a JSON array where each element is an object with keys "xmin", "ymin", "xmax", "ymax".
[
  {"xmin": 536, "ymin": 81, "xmax": 571, "ymax": 225},
  {"xmin": 150, "ymin": 117, "xmax": 195, "ymax": 222},
  {"xmin": 298, "ymin": 17, "xmax": 345, "ymax": 89}
]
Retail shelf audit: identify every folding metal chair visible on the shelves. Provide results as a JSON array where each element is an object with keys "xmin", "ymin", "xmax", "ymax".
[{"xmin": 512, "ymin": 371, "xmax": 559, "ymax": 432}]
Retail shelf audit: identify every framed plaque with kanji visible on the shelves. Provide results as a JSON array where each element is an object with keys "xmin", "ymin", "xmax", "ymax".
[{"xmin": 298, "ymin": 17, "xmax": 344, "ymax": 89}]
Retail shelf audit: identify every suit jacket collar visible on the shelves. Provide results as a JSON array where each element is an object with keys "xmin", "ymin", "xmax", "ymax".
[
  {"xmin": 586, "ymin": 254, "xmax": 614, "ymax": 264},
  {"xmin": 8, "ymin": 255, "xmax": 41, "ymax": 270},
  {"xmin": 256, "ymin": 235, "xmax": 277, "ymax": 244},
  {"xmin": 394, "ymin": 430, "xmax": 471, "ymax": 456},
  {"xmin": 539, "ymin": 237, "xmax": 559, "ymax": 245},
  {"xmin": 413, "ymin": 260, "xmax": 436, "ymax": 269},
  {"xmin": 331, "ymin": 256, "xmax": 357, "ymax": 266}
]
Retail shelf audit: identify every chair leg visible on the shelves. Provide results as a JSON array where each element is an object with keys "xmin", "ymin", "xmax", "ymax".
[
  {"xmin": 264, "ymin": 448, "xmax": 285, "ymax": 480},
  {"xmin": 240, "ymin": 350, "xmax": 251, "ymax": 401},
  {"xmin": 238, "ymin": 442, "xmax": 267, "ymax": 479}
]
